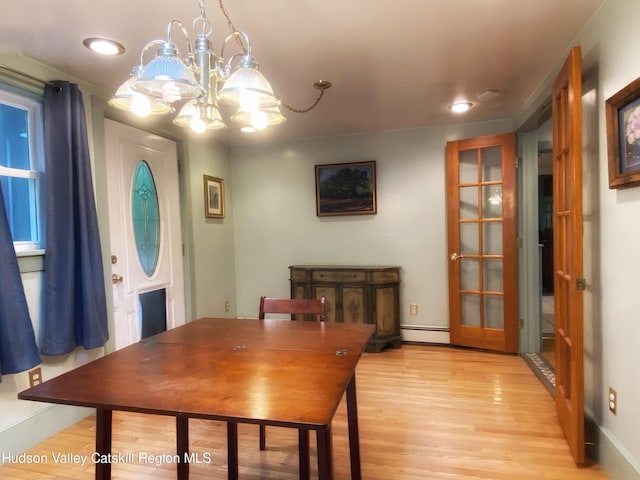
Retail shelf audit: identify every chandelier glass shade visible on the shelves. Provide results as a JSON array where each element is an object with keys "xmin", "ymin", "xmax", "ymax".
[
  {"xmin": 108, "ymin": 73, "xmax": 174, "ymax": 117},
  {"xmin": 107, "ymin": 0, "xmax": 328, "ymax": 134}
]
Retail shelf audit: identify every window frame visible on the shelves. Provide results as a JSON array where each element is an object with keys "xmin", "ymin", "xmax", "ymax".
[{"xmin": 0, "ymin": 84, "xmax": 45, "ymax": 253}]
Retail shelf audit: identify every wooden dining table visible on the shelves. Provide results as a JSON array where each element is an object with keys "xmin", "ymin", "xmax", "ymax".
[{"xmin": 18, "ymin": 317, "xmax": 375, "ymax": 480}]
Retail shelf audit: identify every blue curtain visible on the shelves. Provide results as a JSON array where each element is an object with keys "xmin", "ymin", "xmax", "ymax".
[
  {"xmin": 40, "ymin": 81, "xmax": 108, "ymax": 355},
  {"xmin": 0, "ymin": 183, "xmax": 41, "ymax": 380}
]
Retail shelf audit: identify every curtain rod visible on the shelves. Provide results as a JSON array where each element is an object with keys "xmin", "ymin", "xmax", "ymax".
[{"xmin": 0, "ymin": 63, "xmax": 61, "ymax": 90}]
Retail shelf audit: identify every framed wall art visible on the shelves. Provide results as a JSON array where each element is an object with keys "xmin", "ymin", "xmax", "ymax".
[
  {"xmin": 606, "ymin": 76, "xmax": 640, "ymax": 189},
  {"xmin": 315, "ymin": 161, "xmax": 377, "ymax": 216},
  {"xmin": 203, "ymin": 175, "xmax": 225, "ymax": 218}
]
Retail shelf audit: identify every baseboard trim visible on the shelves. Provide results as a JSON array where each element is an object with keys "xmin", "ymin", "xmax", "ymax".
[
  {"xmin": 598, "ymin": 425, "xmax": 640, "ymax": 480},
  {"xmin": 401, "ymin": 325, "xmax": 450, "ymax": 344},
  {"xmin": 0, "ymin": 404, "xmax": 92, "ymax": 462}
]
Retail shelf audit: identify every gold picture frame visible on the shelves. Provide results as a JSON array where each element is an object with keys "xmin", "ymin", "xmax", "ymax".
[
  {"xmin": 204, "ymin": 175, "xmax": 225, "ymax": 218},
  {"xmin": 315, "ymin": 161, "xmax": 377, "ymax": 216},
  {"xmin": 606, "ymin": 76, "xmax": 640, "ymax": 189}
]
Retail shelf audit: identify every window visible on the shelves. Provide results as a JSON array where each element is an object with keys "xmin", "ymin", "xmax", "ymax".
[{"xmin": 0, "ymin": 86, "xmax": 44, "ymax": 252}]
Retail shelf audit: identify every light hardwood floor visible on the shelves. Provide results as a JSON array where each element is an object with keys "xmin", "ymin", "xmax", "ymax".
[{"xmin": 1, "ymin": 345, "xmax": 608, "ymax": 479}]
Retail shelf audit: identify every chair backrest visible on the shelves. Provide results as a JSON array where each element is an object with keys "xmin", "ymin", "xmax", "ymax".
[{"xmin": 258, "ymin": 296, "xmax": 326, "ymax": 322}]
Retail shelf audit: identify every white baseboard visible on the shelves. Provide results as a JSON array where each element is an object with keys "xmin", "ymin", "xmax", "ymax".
[
  {"xmin": 401, "ymin": 325, "xmax": 450, "ymax": 344},
  {"xmin": 0, "ymin": 404, "xmax": 92, "ymax": 462}
]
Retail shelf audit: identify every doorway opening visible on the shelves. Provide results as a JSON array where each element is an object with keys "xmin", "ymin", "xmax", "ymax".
[{"xmin": 538, "ymin": 135, "xmax": 555, "ymax": 372}]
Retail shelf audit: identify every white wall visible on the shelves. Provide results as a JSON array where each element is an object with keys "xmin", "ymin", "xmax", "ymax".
[{"xmin": 230, "ymin": 119, "xmax": 514, "ymax": 336}]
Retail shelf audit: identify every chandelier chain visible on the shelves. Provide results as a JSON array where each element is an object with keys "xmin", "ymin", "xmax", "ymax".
[
  {"xmin": 214, "ymin": 0, "xmax": 329, "ymax": 113},
  {"xmin": 280, "ymin": 89, "xmax": 326, "ymax": 113},
  {"xmin": 216, "ymin": 0, "xmax": 247, "ymax": 53}
]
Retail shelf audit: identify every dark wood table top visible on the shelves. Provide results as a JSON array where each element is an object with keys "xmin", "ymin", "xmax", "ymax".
[{"xmin": 19, "ymin": 318, "xmax": 375, "ymax": 429}]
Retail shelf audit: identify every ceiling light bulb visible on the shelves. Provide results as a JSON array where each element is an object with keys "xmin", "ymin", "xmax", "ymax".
[
  {"xmin": 130, "ymin": 95, "xmax": 152, "ymax": 117},
  {"xmin": 251, "ymin": 110, "xmax": 268, "ymax": 130},
  {"xmin": 190, "ymin": 116, "xmax": 207, "ymax": 133},
  {"xmin": 239, "ymin": 91, "xmax": 260, "ymax": 112},
  {"xmin": 449, "ymin": 101, "xmax": 473, "ymax": 113}
]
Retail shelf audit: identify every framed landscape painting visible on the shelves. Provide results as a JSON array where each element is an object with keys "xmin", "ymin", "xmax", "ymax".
[{"xmin": 315, "ymin": 161, "xmax": 377, "ymax": 216}]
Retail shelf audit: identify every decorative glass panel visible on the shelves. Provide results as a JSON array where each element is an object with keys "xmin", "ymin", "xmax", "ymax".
[
  {"xmin": 460, "ymin": 222, "xmax": 479, "ymax": 254},
  {"xmin": 459, "ymin": 186, "xmax": 478, "ymax": 219},
  {"xmin": 483, "ymin": 259, "xmax": 503, "ymax": 292},
  {"xmin": 484, "ymin": 295, "xmax": 504, "ymax": 329},
  {"xmin": 461, "ymin": 259, "xmax": 479, "ymax": 291},
  {"xmin": 461, "ymin": 294, "xmax": 480, "ymax": 326},
  {"xmin": 481, "ymin": 146, "xmax": 502, "ymax": 182},
  {"xmin": 483, "ymin": 222, "xmax": 503, "ymax": 255},
  {"xmin": 482, "ymin": 184, "xmax": 502, "ymax": 218},
  {"xmin": 459, "ymin": 149, "xmax": 478, "ymax": 183},
  {"xmin": 132, "ymin": 160, "xmax": 160, "ymax": 277}
]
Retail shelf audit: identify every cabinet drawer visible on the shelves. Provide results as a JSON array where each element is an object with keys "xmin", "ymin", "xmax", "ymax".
[
  {"xmin": 372, "ymin": 270, "xmax": 399, "ymax": 283},
  {"xmin": 312, "ymin": 270, "xmax": 366, "ymax": 283}
]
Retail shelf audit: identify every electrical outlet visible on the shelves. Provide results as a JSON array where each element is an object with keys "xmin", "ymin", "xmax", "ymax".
[
  {"xmin": 409, "ymin": 303, "xmax": 418, "ymax": 315},
  {"xmin": 609, "ymin": 387, "xmax": 617, "ymax": 415},
  {"xmin": 29, "ymin": 367, "xmax": 42, "ymax": 387},
  {"xmin": 225, "ymin": 301, "xmax": 230, "ymax": 313}
]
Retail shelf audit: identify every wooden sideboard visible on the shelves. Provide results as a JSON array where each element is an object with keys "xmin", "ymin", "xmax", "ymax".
[{"xmin": 289, "ymin": 265, "xmax": 401, "ymax": 352}]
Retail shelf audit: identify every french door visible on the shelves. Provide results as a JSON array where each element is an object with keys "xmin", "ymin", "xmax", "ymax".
[
  {"xmin": 552, "ymin": 45, "xmax": 584, "ymax": 465},
  {"xmin": 446, "ymin": 133, "xmax": 518, "ymax": 353}
]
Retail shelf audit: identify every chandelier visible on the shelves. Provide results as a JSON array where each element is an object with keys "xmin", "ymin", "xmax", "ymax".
[{"xmin": 108, "ymin": 0, "xmax": 331, "ymax": 133}]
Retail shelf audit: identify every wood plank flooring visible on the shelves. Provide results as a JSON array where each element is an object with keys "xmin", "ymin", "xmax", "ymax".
[{"xmin": 1, "ymin": 344, "xmax": 608, "ymax": 479}]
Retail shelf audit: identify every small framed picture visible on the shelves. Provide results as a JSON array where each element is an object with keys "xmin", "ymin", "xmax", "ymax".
[
  {"xmin": 315, "ymin": 161, "xmax": 377, "ymax": 216},
  {"xmin": 606, "ymin": 76, "xmax": 640, "ymax": 189},
  {"xmin": 204, "ymin": 175, "xmax": 224, "ymax": 218}
]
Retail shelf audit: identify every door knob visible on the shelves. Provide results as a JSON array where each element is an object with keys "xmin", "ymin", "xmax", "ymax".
[
  {"xmin": 450, "ymin": 252, "xmax": 464, "ymax": 261},
  {"xmin": 112, "ymin": 273, "xmax": 123, "ymax": 284}
]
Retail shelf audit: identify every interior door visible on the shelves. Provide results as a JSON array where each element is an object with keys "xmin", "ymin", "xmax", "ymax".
[
  {"xmin": 552, "ymin": 46, "xmax": 584, "ymax": 465},
  {"xmin": 105, "ymin": 119, "xmax": 185, "ymax": 350},
  {"xmin": 446, "ymin": 132, "xmax": 518, "ymax": 353}
]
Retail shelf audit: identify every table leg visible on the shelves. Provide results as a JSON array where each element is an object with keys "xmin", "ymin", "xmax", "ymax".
[
  {"xmin": 298, "ymin": 429, "xmax": 310, "ymax": 480},
  {"xmin": 95, "ymin": 409, "xmax": 112, "ymax": 480},
  {"xmin": 316, "ymin": 425, "xmax": 333, "ymax": 480},
  {"xmin": 176, "ymin": 415, "xmax": 189, "ymax": 480},
  {"xmin": 346, "ymin": 374, "xmax": 362, "ymax": 480},
  {"xmin": 227, "ymin": 422, "xmax": 238, "ymax": 480}
]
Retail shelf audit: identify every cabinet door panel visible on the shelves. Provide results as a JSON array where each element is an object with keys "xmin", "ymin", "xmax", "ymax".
[
  {"xmin": 342, "ymin": 287, "xmax": 365, "ymax": 324},
  {"xmin": 376, "ymin": 287, "xmax": 397, "ymax": 336},
  {"xmin": 315, "ymin": 286, "xmax": 337, "ymax": 323}
]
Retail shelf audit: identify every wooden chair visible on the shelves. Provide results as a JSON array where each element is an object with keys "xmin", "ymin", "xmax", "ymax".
[
  {"xmin": 257, "ymin": 296, "xmax": 326, "ymax": 477},
  {"xmin": 258, "ymin": 296, "xmax": 326, "ymax": 323}
]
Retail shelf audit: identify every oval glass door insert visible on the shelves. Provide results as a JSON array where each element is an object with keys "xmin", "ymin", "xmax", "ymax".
[{"xmin": 132, "ymin": 160, "xmax": 160, "ymax": 277}]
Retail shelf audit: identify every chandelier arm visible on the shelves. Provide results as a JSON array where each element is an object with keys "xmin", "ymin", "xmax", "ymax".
[
  {"xmin": 167, "ymin": 20, "xmax": 194, "ymax": 62},
  {"xmin": 220, "ymin": 31, "xmax": 251, "ymax": 63},
  {"xmin": 138, "ymin": 40, "xmax": 166, "ymax": 68}
]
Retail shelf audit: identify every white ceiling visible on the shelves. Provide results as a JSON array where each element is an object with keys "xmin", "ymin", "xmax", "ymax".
[{"xmin": 0, "ymin": 0, "xmax": 603, "ymax": 145}]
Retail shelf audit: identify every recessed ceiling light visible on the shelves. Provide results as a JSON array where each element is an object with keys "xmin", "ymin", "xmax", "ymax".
[
  {"xmin": 83, "ymin": 37, "xmax": 125, "ymax": 56},
  {"xmin": 449, "ymin": 101, "xmax": 473, "ymax": 113}
]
